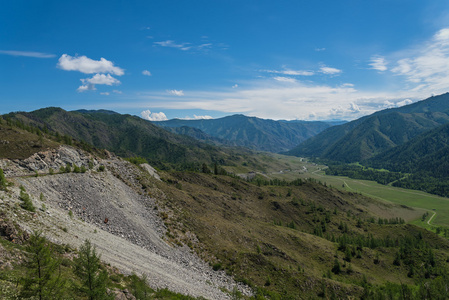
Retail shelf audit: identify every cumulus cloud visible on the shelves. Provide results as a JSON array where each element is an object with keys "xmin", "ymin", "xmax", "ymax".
[
  {"xmin": 113, "ymin": 90, "xmax": 122, "ymax": 94},
  {"xmin": 140, "ymin": 110, "xmax": 168, "ymax": 121},
  {"xmin": 142, "ymin": 70, "xmax": 152, "ymax": 76},
  {"xmin": 57, "ymin": 54, "xmax": 124, "ymax": 75},
  {"xmin": 0, "ymin": 50, "xmax": 55, "ymax": 58},
  {"xmin": 167, "ymin": 89, "xmax": 184, "ymax": 96},
  {"xmin": 100, "ymin": 92, "xmax": 110, "ymax": 96},
  {"xmin": 320, "ymin": 66, "xmax": 342, "ymax": 75},
  {"xmin": 77, "ymin": 84, "xmax": 96, "ymax": 93},
  {"xmin": 232, "ymin": 84, "xmax": 238, "ymax": 88},
  {"xmin": 383, "ymin": 98, "xmax": 413, "ymax": 108},
  {"xmin": 369, "ymin": 56, "xmax": 388, "ymax": 71},
  {"xmin": 78, "ymin": 74, "xmax": 120, "ymax": 92},
  {"xmin": 82, "ymin": 74, "xmax": 120, "ymax": 86},
  {"xmin": 397, "ymin": 99, "xmax": 413, "ymax": 107}
]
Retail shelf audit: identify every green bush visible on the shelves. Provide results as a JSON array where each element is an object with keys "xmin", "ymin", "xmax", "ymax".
[
  {"xmin": 20, "ymin": 190, "xmax": 35, "ymax": 212},
  {"xmin": 0, "ymin": 168, "xmax": 7, "ymax": 190}
]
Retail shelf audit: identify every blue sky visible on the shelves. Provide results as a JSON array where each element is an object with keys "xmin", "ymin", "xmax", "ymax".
[{"xmin": 2, "ymin": 0, "xmax": 449, "ymax": 121}]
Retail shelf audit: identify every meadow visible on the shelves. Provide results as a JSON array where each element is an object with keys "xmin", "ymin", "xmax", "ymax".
[{"xmin": 227, "ymin": 153, "xmax": 449, "ymax": 227}]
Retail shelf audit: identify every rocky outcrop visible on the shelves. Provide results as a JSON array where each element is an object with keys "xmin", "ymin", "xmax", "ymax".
[{"xmin": 0, "ymin": 145, "xmax": 99, "ymax": 177}]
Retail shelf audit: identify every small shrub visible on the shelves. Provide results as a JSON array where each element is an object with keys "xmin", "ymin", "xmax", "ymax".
[
  {"xmin": 98, "ymin": 165, "xmax": 105, "ymax": 172},
  {"xmin": 73, "ymin": 164, "xmax": 80, "ymax": 173},
  {"xmin": 20, "ymin": 190, "xmax": 35, "ymax": 212},
  {"xmin": 212, "ymin": 263, "xmax": 222, "ymax": 271},
  {"xmin": 80, "ymin": 165, "xmax": 87, "ymax": 173},
  {"xmin": 49, "ymin": 168, "xmax": 54, "ymax": 175},
  {"xmin": 0, "ymin": 169, "xmax": 7, "ymax": 190}
]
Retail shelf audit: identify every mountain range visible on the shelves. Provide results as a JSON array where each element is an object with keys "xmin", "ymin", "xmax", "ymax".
[{"xmin": 153, "ymin": 114, "xmax": 334, "ymax": 153}]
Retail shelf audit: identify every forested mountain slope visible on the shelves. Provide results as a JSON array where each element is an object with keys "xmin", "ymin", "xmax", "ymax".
[
  {"xmin": 154, "ymin": 114, "xmax": 332, "ymax": 153},
  {"xmin": 368, "ymin": 122, "xmax": 449, "ymax": 175},
  {"xmin": 5, "ymin": 108, "xmax": 241, "ymax": 169},
  {"xmin": 287, "ymin": 93, "xmax": 449, "ymax": 162}
]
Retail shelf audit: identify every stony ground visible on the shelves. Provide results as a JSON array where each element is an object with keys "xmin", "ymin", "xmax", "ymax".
[{"xmin": 0, "ymin": 145, "xmax": 251, "ymax": 299}]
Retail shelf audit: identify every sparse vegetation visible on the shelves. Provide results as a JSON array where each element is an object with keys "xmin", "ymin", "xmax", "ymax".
[{"xmin": 0, "ymin": 168, "xmax": 7, "ymax": 190}]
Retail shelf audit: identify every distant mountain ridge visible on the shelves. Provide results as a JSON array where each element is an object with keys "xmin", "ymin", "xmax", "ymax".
[
  {"xmin": 287, "ymin": 93, "xmax": 449, "ymax": 162},
  {"xmin": 5, "ymin": 107, "xmax": 238, "ymax": 169},
  {"xmin": 153, "ymin": 114, "xmax": 335, "ymax": 153}
]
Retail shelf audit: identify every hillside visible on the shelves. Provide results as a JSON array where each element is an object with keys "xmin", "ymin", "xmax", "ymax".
[
  {"xmin": 287, "ymin": 93, "xmax": 449, "ymax": 162},
  {"xmin": 367, "ymin": 122, "xmax": 449, "ymax": 174},
  {"xmin": 4, "ymin": 108, "xmax": 244, "ymax": 170},
  {"xmin": 2, "ymin": 113, "xmax": 449, "ymax": 299},
  {"xmin": 153, "ymin": 114, "xmax": 332, "ymax": 153}
]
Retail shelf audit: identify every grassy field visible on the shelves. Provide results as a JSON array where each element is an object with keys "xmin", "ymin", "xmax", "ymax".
[{"xmin": 226, "ymin": 152, "xmax": 449, "ymax": 227}]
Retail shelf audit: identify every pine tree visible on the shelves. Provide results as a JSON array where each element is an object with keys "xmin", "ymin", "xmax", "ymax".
[
  {"xmin": 74, "ymin": 239, "xmax": 112, "ymax": 300},
  {"xmin": 20, "ymin": 231, "xmax": 66, "ymax": 299}
]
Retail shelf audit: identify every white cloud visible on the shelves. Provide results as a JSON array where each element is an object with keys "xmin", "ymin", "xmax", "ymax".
[
  {"xmin": 167, "ymin": 89, "xmax": 184, "ymax": 96},
  {"xmin": 100, "ymin": 92, "xmax": 110, "ymax": 96},
  {"xmin": 154, "ymin": 40, "xmax": 189, "ymax": 49},
  {"xmin": 181, "ymin": 115, "xmax": 214, "ymax": 120},
  {"xmin": 113, "ymin": 90, "xmax": 122, "ymax": 94},
  {"xmin": 198, "ymin": 43, "xmax": 212, "ymax": 49},
  {"xmin": 320, "ymin": 66, "xmax": 342, "ymax": 75},
  {"xmin": 154, "ymin": 40, "xmax": 218, "ymax": 52},
  {"xmin": 142, "ymin": 70, "xmax": 152, "ymax": 76},
  {"xmin": 232, "ymin": 84, "xmax": 238, "ymax": 88},
  {"xmin": 140, "ymin": 110, "xmax": 168, "ymax": 121},
  {"xmin": 341, "ymin": 83, "xmax": 355, "ymax": 88},
  {"xmin": 0, "ymin": 50, "xmax": 55, "ymax": 58},
  {"xmin": 262, "ymin": 69, "xmax": 314, "ymax": 76},
  {"xmin": 397, "ymin": 99, "xmax": 413, "ymax": 106},
  {"xmin": 389, "ymin": 27, "xmax": 449, "ymax": 94},
  {"xmin": 57, "ymin": 54, "xmax": 124, "ymax": 75},
  {"xmin": 273, "ymin": 76, "xmax": 297, "ymax": 83},
  {"xmin": 383, "ymin": 99, "xmax": 413, "ymax": 108},
  {"xmin": 78, "ymin": 74, "xmax": 120, "ymax": 92},
  {"xmin": 315, "ymin": 48, "xmax": 326, "ymax": 52},
  {"xmin": 77, "ymin": 84, "xmax": 96, "ymax": 93},
  {"xmin": 369, "ymin": 56, "xmax": 388, "ymax": 71},
  {"xmin": 82, "ymin": 73, "xmax": 120, "ymax": 86}
]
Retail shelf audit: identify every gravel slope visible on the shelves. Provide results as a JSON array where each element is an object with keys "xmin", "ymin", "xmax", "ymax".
[{"xmin": 2, "ymin": 146, "xmax": 251, "ymax": 299}]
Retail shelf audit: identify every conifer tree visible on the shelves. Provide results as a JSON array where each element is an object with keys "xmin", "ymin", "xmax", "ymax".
[
  {"xmin": 20, "ymin": 231, "xmax": 66, "ymax": 299},
  {"xmin": 74, "ymin": 239, "xmax": 112, "ymax": 300}
]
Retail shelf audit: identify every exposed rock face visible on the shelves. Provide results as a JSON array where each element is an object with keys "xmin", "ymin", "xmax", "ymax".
[
  {"xmin": 1, "ymin": 145, "xmax": 251, "ymax": 299},
  {"xmin": 0, "ymin": 212, "xmax": 29, "ymax": 244},
  {"xmin": 0, "ymin": 145, "xmax": 100, "ymax": 177}
]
